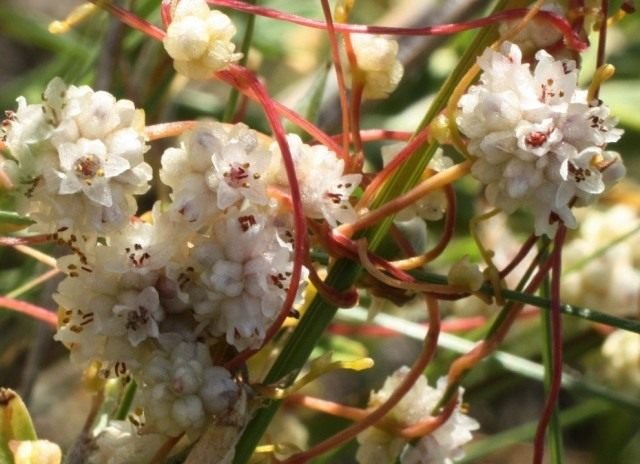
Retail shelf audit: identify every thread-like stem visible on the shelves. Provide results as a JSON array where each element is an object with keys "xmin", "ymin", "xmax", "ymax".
[{"xmin": 208, "ymin": 1, "xmax": 587, "ymax": 51}]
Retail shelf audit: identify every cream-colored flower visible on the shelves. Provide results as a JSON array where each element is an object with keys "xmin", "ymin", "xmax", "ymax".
[
  {"xmin": 163, "ymin": 0, "xmax": 242, "ymax": 79},
  {"xmin": 346, "ymin": 34, "xmax": 404, "ymax": 99}
]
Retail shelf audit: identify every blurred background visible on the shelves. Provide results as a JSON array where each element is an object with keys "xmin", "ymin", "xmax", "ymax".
[{"xmin": 1, "ymin": 1, "xmax": 640, "ymax": 462}]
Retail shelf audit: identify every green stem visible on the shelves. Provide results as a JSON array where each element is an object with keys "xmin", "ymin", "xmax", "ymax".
[
  {"xmin": 114, "ymin": 380, "xmax": 137, "ymax": 421},
  {"xmin": 540, "ymin": 250, "xmax": 565, "ymax": 464},
  {"xmin": 409, "ymin": 268, "xmax": 640, "ymax": 335}
]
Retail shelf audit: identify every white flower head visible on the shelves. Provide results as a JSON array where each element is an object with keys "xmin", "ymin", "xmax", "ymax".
[
  {"xmin": 188, "ymin": 206, "xmax": 306, "ymax": 351},
  {"xmin": 346, "ymin": 34, "xmax": 404, "ymax": 99},
  {"xmin": 4, "ymin": 77, "xmax": 151, "ymax": 235},
  {"xmin": 163, "ymin": 0, "xmax": 242, "ymax": 79},
  {"xmin": 457, "ymin": 42, "xmax": 624, "ymax": 236},
  {"xmin": 161, "ymin": 121, "xmax": 271, "ymax": 227},
  {"xmin": 356, "ymin": 367, "xmax": 479, "ymax": 464},
  {"xmin": 600, "ymin": 330, "xmax": 640, "ymax": 390},
  {"xmin": 561, "ymin": 205, "xmax": 640, "ymax": 318},
  {"xmin": 138, "ymin": 341, "xmax": 240, "ymax": 436}
]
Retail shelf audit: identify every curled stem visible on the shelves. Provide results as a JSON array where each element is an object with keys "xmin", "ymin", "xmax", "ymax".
[
  {"xmin": 440, "ymin": 244, "xmax": 556, "ymax": 409},
  {"xmin": 392, "ymin": 183, "xmax": 457, "ymax": 270},
  {"xmin": 221, "ymin": 65, "xmax": 306, "ymax": 371},
  {"xmin": 89, "ymin": 0, "xmax": 165, "ymax": 40},
  {"xmin": 357, "ymin": 239, "xmax": 468, "ymax": 295},
  {"xmin": 305, "ymin": 258, "xmax": 359, "ymax": 308}
]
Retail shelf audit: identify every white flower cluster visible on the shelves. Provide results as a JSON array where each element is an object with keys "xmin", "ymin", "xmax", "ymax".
[
  {"xmin": 139, "ymin": 341, "xmax": 240, "ymax": 436},
  {"xmin": 345, "ymin": 34, "xmax": 404, "ymax": 99},
  {"xmin": 1, "ymin": 66, "xmax": 360, "ymax": 454},
  {"xmin": 600, "ymin": 329, "xmax": 640, "ymax": 391},
  {"xmin": 356, "ymin": 367, "xmax": 479, "ymax": 464},
  {"xmin": 2, "ymin": 78, "xmax": 151, "ymax": 234},
  {"xmin": 457, "ymin": 42, "xmax": 625, "ymax": 236},
  {"xmin": 163, "ymin": 0, "xmax": 242, "ymax": 80},
  {"xmin": 42, "ymin": 114, "xmax": 360, "ymax": 448},
  {"xmin": 562, "ymin": 205, "xmax": 640, "ymax": 317}
]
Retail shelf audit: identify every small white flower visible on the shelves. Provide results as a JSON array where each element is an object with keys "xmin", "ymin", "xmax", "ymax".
[
  {"xmin": 163, "ymin": 0, "xmax": 242, "ymax": 79},
  {"xmin": 210, "ymin": 133, "xmax": 271, "ymax": 209},
  {"xmin": 55, "ymin": 139, "xmax": 130, "ymax": 206},
  {"xmin": 270, "ymin": 134, "xmax": 361, "ymax": 227},
  {"xmin": 161, "ymin": 122, "xmax": 270, "ymax": 226},
  {"xmin": 112, "ymin": 286, "xmax": 164, "ymax": 347}
]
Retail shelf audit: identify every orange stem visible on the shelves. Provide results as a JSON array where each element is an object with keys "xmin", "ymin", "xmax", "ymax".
[
  {"xmin": 342, "ymin": 161, "xmax": 471, "ymax": 237},
  {"xmin": 0, "ymin": 296, "xmax": 57, "ymax": 328}
]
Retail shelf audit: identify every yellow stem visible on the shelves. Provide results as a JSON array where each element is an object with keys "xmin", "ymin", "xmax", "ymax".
[
  {"xmin": 338, "ymin": 160, "xmax": 471, "ymax": 237},
  {"xmin": 588, "ymin": 64, "xmax": 616, "ymax": 102},
  {"xmin": 49, "ymin": 2, "xmax": 99, "ymax": 34},
  {"xmin": 6, "ymin": 268, "xmax": 60, "ymax": 299},
  {"xmin": 14, "ymin": 245, "xmax": 57, "ymax": 268}
]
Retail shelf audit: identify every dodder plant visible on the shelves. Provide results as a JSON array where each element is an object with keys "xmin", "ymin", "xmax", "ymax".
[{"xmin": 0, "ymin": 0, "xmax": 638, "ymax": 463}]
